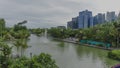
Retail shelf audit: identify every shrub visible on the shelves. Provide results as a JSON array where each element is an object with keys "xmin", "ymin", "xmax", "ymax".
[
  {"xmin": 108, "ymin": 50, "xmax": 120, "ymax": 60},
  {"xmin": 9, "ymin": 53, "xmax": 59, "ymax": 68}
]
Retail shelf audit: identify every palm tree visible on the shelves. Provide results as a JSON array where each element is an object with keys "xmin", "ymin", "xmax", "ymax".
[
  {"xmin": 20, "ymin": 39, "xmax": 28, "ymax": 57},
  {"xmin": 14, "ymin": 39, "xmax": 28, "ymax": 57},
  {"xmin": 17, "ymin": 29, "xmax": 30, "ymax": 39},
  {"xmin": 14, "ymin": 39, "xmax": 22, "ymax": 56}
]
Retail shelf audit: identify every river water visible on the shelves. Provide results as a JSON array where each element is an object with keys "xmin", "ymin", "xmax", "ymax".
[{"xmin": 11, "ymin": 35, "xmax": 120, "ymax": 68}]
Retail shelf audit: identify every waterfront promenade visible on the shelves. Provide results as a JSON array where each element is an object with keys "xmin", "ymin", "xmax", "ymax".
[{"xmin": 54, "ymin": 38, "xmax": 119, "ymax": 51}]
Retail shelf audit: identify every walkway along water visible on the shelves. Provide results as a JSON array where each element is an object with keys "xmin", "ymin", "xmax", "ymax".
[{"xmin": 54, "ymin": 38, "xmax": 115, "ymax": 50}]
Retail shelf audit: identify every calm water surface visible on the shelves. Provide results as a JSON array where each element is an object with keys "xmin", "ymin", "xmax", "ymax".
[{"xmin": 11, "ymin": 35, "xmax": 120, "ymax": 68}]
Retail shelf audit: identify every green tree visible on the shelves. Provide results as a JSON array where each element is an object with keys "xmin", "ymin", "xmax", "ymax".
[
  {"xmin": 0, "ymin": 42, "xmax": 12, "ymax": 68},
  {"xmin": 9, "ymin": 53, "xmax": 59, "ymax": 68}
]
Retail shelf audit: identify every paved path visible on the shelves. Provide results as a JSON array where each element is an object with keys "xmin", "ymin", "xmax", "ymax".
[{"xmin": 54, "ymin": 38, "xmax": 120, "ymax": 51}]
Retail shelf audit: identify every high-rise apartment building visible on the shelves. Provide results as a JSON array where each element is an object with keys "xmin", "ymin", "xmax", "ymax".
[
  {"xmin": 72, "ymin": 17, "xmax": 78, "ymax": 29},
  {"xmin": 67, "ymin": 21, "xmax": 73, "ymax": 29},
  {"xmin": 67, "ymin": 17, "xmax": 78, "ymax": 29},
  {"xmin": 117, "ymin": 12, "xmax": 120, "ymax": 20},
  {"xmin": 106, "ymin": 11, "xmax": 116, "ymax": 22},
  {"xmin": 78, "ymin": 10, "xmax": 93, "ymax": 28},
  {"xmin": 67, "ymin": 10, "xmax": 118, "ymax": 29},
  {"xmin": 93, "ymin": 13, "xmax": 105, "ymax": 25},
  {"xmin": 93, "ymin": 15, "xmax": 98, "ymax": 25},
  {"xmin": 97, "ymin": 13, "xmax": 105, "ymax": 24}
]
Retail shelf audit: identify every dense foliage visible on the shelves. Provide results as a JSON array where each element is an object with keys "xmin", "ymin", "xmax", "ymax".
[
  {"xmin": 0, "ymin": 42, "xmax": 12, "ymax": 68},
  {"xmin": 0, "ymin": 41, "xmax": 59, "ymax": 68},
  {"xmin": 8, "ymin": 53, "xmax": 58, "ymax": 68},
  {"xmin": 30, "ymin": 28, "xmax": 44, "ymax": 36},
  {"xmin": 48, "ymin": 28, "xmax": 79, "ymax": 38},
  {"xmin": 0, "ymin": 19, "xmax": 58, "ymax": 68},
  {"xmin": 0, "ymin": 20, "xmax": 30, "ymax": 41},
  {"xmin": 108, "ymin": 50, "xmax": 120, "ymax": 60},
  {"xmin": 48, "ymin": 22, "xmax": 120, "ymax": 47},
  {"xmin": 11, "ymin": 22, "xmax": 30, "ymax": 39}
]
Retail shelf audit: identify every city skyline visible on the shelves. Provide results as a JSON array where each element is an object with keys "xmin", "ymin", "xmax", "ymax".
[
  {"xmin": 0, "ymin": 0, "xmax": 120, "ymax": 28},
  {"xmin": 67, "ymin": 10, "xmax": 118, "ymax": 29}
]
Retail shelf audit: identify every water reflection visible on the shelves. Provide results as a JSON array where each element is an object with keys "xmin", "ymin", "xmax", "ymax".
[
  {"xmin": 15, "ymin": 35, "xmax": 120, "ymax": 68},
  {"xmin": 57, "ymin": 42, "xmax": 65, "ymax": 47},
  {"xmin": 74, "ymin": 45, "xmax": 120, "ymax": 68}
]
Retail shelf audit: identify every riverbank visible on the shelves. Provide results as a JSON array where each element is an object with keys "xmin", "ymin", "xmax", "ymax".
[
  {"xmin": 108, "ymin": 50, "xmax": 120, "ymax": 61},
  {"xmin": 19, "ymin": 35, "xmax": 120, "ymax": 68},
  {"xmin": 54, "ymin": 38, "xmax": 116, "ymax": 51}
]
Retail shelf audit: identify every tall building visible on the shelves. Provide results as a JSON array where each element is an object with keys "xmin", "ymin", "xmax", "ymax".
[
  {"xmin": 72, "ymin": 17, "xmax": 78, "ymax": 29},
  {"xmin": 67, "ymin": 10, "xmax": 119, "ymax": 29},
  {"xmin": 106, "ymin": 11, "xmax": 116, "ymax": 22},
  {"xmin": 78, "ymin": 10, "xmax": 93, "ymax": 28},
  {"xmin": 78, "ymin": 15, "xmax": 84, "ymax": 28},
  {"xmin": 67, "ymin": 17, "xmax": 78, "ymax": 29},
  {"xmin": 67, "ymin": 21, "xmax": 73, "ymax": 29},
  {"xmin": 97, "ymin": 13, "xmax": 105, "ymax": 24},
  {"xmin": 117, "ymin": 12, "xmax": 120, "ymax": 20},
  {"xmin": 93, "ymin": 15, "xmax": 98, "ymax": 25},
  {"xmin": 93, "ymin": 13, "xmax": 105, "ymax": 25}
]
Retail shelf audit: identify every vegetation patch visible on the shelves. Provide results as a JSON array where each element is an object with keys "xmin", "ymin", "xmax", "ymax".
[
  {"xmin": 108, "ymin": 50, "xmax": 120, "ymax": 60},
  {"xmin": 8, "ymin": 53, "xmax": 58, "ymax": 68}
]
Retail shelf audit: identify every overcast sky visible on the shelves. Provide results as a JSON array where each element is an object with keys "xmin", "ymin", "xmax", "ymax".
[{"xmin": 0, "ymin": 0, "xmax": 120, "ymax": 28}]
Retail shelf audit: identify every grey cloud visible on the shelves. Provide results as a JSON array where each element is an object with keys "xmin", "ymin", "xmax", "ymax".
[{"xmin": 2, "ymin": 0, "xmax": 118, "ymax": 28}]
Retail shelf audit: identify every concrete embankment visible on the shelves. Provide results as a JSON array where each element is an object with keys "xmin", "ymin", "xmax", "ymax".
[{"xmin": 54, "ymin": 38, "xmax": 116, "ymax": 51}]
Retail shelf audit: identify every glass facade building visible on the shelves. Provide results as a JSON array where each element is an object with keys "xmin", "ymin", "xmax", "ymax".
[
  {"xmin": 67, "ymin": 10, "xmax": 118, "ymax": 29},
  {"xmin": 78, "ymin": 10, "xmax": 93, "ymax": 28},
  {"xmin": 106, "ymin": 11, "xmax": 116, "ymax": 22}
]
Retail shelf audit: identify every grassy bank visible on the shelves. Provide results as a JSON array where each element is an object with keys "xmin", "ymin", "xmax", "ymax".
[{"xmin": 108, "ymin": 50, "xmax": 120, "ymax": 60}]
